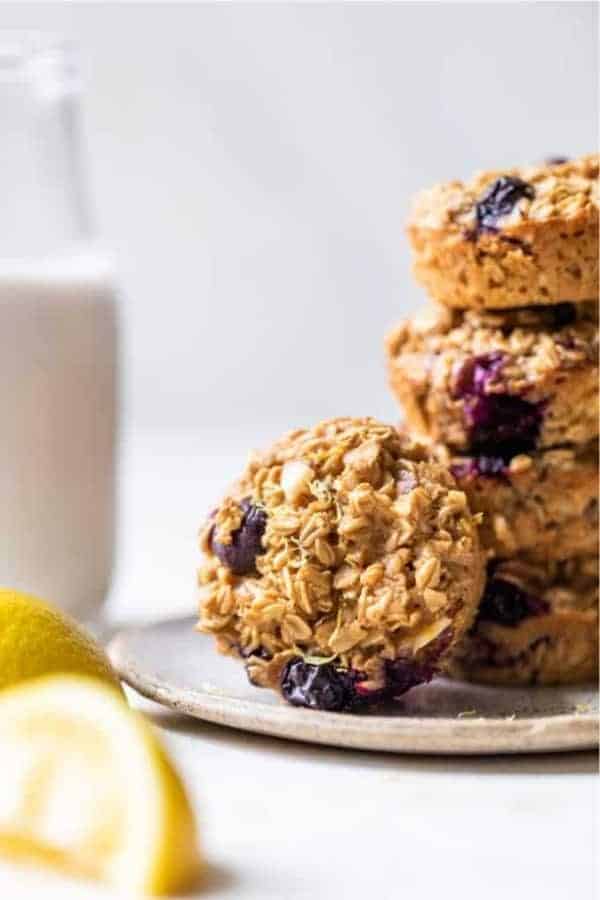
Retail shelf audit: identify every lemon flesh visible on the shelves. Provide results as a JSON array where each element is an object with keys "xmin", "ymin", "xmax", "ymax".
[
  {"xmin": 0, "ymin": 588, "xmax": 121, "ymax": 693},
  {"xmin": 0, "ymin": 675, "xmax": 202, "ymax": 896}
]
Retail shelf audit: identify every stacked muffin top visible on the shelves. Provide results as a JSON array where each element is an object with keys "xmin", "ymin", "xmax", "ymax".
[
  {"xmin": 406, "ymin": 154, "xmax": 598, "ymax": 309},
  {"xmin": 386, "ymin": 154, "xmax": 598, "ymax": 685}
]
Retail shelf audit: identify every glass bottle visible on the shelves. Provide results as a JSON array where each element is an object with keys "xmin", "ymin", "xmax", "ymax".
[{"xmin": 0, "ymin": 33, "xmax": 118, "ymax": 620}]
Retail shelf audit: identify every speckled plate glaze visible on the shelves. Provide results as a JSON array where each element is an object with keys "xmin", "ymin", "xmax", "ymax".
[{"xmin": 108, "ymin": 616, "xmax": 598, "ymax": 755}]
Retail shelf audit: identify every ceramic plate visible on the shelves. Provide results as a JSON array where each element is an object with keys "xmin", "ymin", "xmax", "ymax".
[{"xmin": 108, "ymin": 616, "xmax": 598, "ymax": 755}]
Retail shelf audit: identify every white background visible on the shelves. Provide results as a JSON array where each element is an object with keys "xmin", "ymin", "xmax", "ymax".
[{"xmin": 3, "ymin": 1, "xmax": 598, "ymax": 435}]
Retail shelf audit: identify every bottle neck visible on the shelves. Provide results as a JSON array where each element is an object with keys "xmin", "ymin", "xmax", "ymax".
[{"xmin": 0, "ymin": 34, "xmax": 91, "ymax": 259}]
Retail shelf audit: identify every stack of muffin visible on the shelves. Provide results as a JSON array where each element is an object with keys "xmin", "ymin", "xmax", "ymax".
[{"xmin": 386, "ymin": 154, "xmax": 599, "ymax": 686}]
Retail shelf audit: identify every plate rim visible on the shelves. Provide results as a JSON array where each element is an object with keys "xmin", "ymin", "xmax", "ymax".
[{"xmin": 108, "ymin": 616, "xmax": 599, "ymax": 756}]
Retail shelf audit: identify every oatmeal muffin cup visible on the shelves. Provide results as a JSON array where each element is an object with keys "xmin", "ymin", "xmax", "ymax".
[
  {"xmin": 434, "ymin": 441, "xmax": 598, "ymax": 561},
  {"xmin": 197, "ymin": 417, "xmax": 485, "ymax": 712},
  {"xmin": 449, "ymin": 555, "xmax": 599, "ymax": 686},
  {"xmin": 408, "ymin": 154, "xmax": 598, "ymax": 310},
  {"xmin": 386, "ymin": 300, "xmax": 599, "ymax": 456}
]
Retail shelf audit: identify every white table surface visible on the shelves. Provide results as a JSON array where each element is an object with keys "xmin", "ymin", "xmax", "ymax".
[{"xmin": 1, "ymin": 431, "xmax": 597, "ymax": 899}]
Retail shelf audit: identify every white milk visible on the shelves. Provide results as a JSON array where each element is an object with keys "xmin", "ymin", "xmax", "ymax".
[{"xmin": 0, "ymin": 250, "xmax": 117, "ymax": 618}]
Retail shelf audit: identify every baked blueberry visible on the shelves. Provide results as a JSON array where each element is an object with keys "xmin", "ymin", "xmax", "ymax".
[
  {"xmin": 478, "ymin": 573, "xmax": 549, "ymax": 628},
  {"xmin": 384, "ymin": 658, "xmax": 434, "ymax": 695},
  {"xmin": 475, "ymin": 176, "xmax": 535, "ymax": 234},
  {"xmin": 453, "ymin": 352, "xmax": 543, "ymax": 458},
  {"xmin": 280, "ymin": 658, "xmax": 358, "ymax": 711},
  {"xmin": 280, "ymin": 655, "xmax": 435, "ymax": 711},
  {"xmin": 453, "ymin": 351, "xmax": 505, "ymax": 399},
  {"xmin": 465, "ymin": 394, "xmax": 543, "ymax": 458},
  {"xmin": 210, "ymin": 499, "xmax": 267, "ymax": 575}
]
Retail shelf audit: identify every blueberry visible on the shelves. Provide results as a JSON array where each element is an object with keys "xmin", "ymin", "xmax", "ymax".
[
  {"xmin": 385, "ymin": 628, "xmax": 453, "ymax": 698},
  {"xmin": 384, "ymin": 627, "xmax": 452, "ymax": 697},
  {"xmin": 210, "ymin": 499, "xmax": 267, "ymax": 575},
  {"xmin": 280, "ymin": 656, "xmax": 430, "ymax": 711},
  {"xmin": 545, "ymin": 156, "xmax": 569, "ymax": 166},
  {"xmin": 425, "ymin": 625, "xmax": 454, "ymax": 664},
  {"xmin": 466, "ymin": 394, "xmax": 543, "ymax": 458},
  {"xmin": 353, "ymin": 681, "xmax": 388, "ymax": 705},
  {"xmin": 453, "ymin": 352, "xmax": 505, "ymax": 400},
  {"xmin": 475, "ymin": 176, "xmax": 535, "ymax": 234},
  {"xmin": 454, "ymin": 352, "xmax": 543, "ymax": 458},
  {"xmin": 280, "ymin": 627, "xmax": 455, "ymax": 712},
  {"xmin": 478, "ymin": 575, "xmax": 549, "ymax": 628},
  {"xmin": 280, "ymin": 658, "xmax": 359, "ymax": 711},
  {"xmin": 384, "ymin": 658, "xmax": 434, "ymax": 696}
]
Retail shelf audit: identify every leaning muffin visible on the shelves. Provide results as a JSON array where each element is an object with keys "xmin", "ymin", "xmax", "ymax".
[
  {"xmin": 449, "ymin": 555, "xmax": 599, "ymax": 686},
  {"xmin": 197, "ymin": 417, "xmax": 485, "ymax": 711},
  {"xmin": 408, "ymin": 154, "xmax": 598, "ymax": 309}
]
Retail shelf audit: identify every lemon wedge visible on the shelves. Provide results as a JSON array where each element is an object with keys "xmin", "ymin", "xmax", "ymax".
[
  {"xmin": 0, "ymin": 675, "xmax": 202, "ymax": 896},
  {"xmin": 0, "ymin": 588, "xmax": 121, "ymax": 693}
]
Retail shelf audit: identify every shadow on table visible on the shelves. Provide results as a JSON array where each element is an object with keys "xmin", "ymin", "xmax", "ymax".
[
  {"xmin": 146, "ymin": 706, "xmax": 598, "ymax": 775},
  {"xmin": 196, "ymin": 863, "xmax": 237, "ymax": 898}
]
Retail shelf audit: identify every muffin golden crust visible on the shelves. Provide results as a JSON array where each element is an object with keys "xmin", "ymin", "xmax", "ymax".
[
  {"xmin": 197, "ymin": 417, "xmax": 484, "ymax": 711},
  {"xmin": 386, "ymin": 301, "xmax": 598, "ymax": 454},
  {"xmin": 408, "ymin": 154, "xmax": 599, "ymax": 309},
  {"xmin": 449, "ymin": 555, "xmax": 599, "ymax": 686},
  {"xmin": 435, "ymin": 442, "xmax": 598, "ymax": 561}
]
